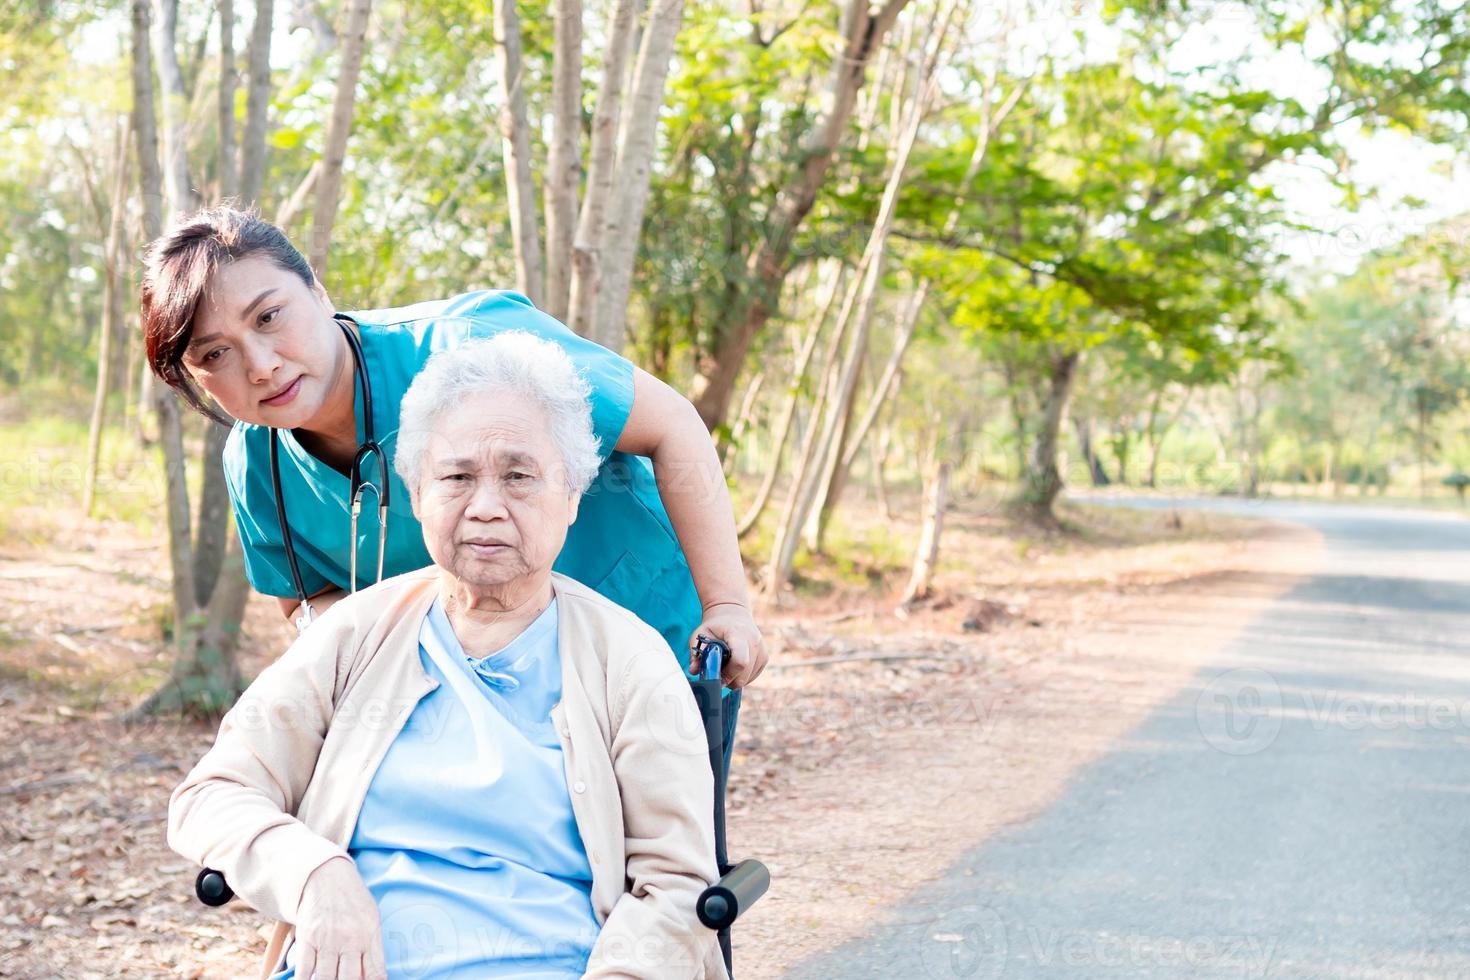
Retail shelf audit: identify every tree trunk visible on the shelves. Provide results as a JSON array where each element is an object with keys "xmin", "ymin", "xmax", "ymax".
[
  {"xmin": 811, "ymin": 276, "xmax": 928, "ymax": 546},
  {"xmin": 1144, "ymin": 386, "xmax": 1191, "ymax": 488},
  {"xmin": 132, "ymin": 2, "xmax": 164, "ymax": 239},
  {"xmin": 124, "ymin": 536, "xmax": 250, "ymax": 722},
  {"xmin": 83, "ymin": 117, "xmax": 133, "ymax": 518},
  {"xmin": 493, "ymin": 0, "xmax": 545, "ymax": 306},
  {"xmin": 130, "ymin": 0, "xmax": 252, "ymax": 718},
  {"xmin": 822, "ymin": 74, "xmax": 1021, "ymax": 528},
  {"xmin": 871, "ymin": 408, "xmax": 895, "ymax": 522},
  {"xmin": 238, "ymin": 0, "xmax": 274, "ymax": 206},
  {"xmin": 689, "ymin": 0, "xmax": 912, "ymax": 431},
  {"xmin": 567, "ymin": 0, "xmax": 637, "ymax": 337},
  {"xmin": 134, "ymin": 351, "xmax": 158, "ymax": 444},
  {"xmin": 152, "ymin": 0, "xmax": 198, "ymax": 218},
  {"xmin": 899, "ymin": 415, "xmax": 953, "ymax": 606},
  {"xmin": 1233, "ymin": 367, "xmax": 1265, "ymax": 498},
  {"xmin": 122, "ymin": 319, "xmax": 139, "ymax": 428},
  {"xmin": 193, "ymin": 423, "xmax": 234, "ymax": 604},
  {"xmin": 180, "ymin": 7, "xmax": 217, "ymax": 111},
  {"xmin": 734, "ymin": 260, "xmax": 843, "ymax": 538},
  {"xmin": 289, "ymin": 0, "xmax": 337, "ymax": 58},
  {"xmin": 1330, "ymin": 437, "xmax": 1346, "ymax": 497},
  {"xmin": 542, "ymin": 0, "xmax": 582, "ymax": 320},
  {"xmin": 1017, "ymin": 349, "xmax": 1080, "ymax": 522},
  {"xmin": 722, "ymin": 370, "xmax": 765, "ymax": 473},
  {"xmin": 1002, "ymin": 356, "xmax": 1029, "ymax": 482},
  {"xmin": 307, "ymin": 0, "xmax": 373, "ymax": 280},
  {"xmin": 887, "ymin": 4, "xmax": 915, "ymax": 142},
  {"xmin": 769, "ymin": 7, "xmax": 949, "ymax": 584},
  {"xmin": 800, "ymin": 357, "xmax": 862, "ymax": 553},
  {"xmin": 1110, "ymin": 423, "xmax": 1131, "ymax": 486},
  {"xmin": 218, "ymin": 0, "xmax": 238, "ymax": 200},
  {"xmin": 1357, "ymin": 430, "xmax": 1373, "ymax": 496},
  {"xmin": 155, "ymin": 393, "xmax": 198, "ymax": 638},
  {"xmin": 1417, "ymin": 389, "xmax": 1428, "ymax": 501},
  {"xmin": 274, "ymin": 159, "xmax": 321, "ymax": 230},
  {"xmin": 589, "ymin": 0, "xmax": 687, "ymax": 352},
  {"xmin": 764, "ymin": 276, "xmax": 863, "ymax": 592},
  {"xmin": 1073, "ymin": 415, "xmax": 1110, "ymax": 487},
  {"xmin": 853, "ymin": 26, "xmax": 892, "ymax": 155}
]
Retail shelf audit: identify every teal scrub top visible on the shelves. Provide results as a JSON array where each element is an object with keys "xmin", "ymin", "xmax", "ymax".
[{"xmin": 221, "ymin": 290, "xmax": 704, "ymax": 668}]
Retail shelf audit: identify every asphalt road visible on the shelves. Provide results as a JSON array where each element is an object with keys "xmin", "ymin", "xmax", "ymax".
[{"xmin": 784, "ymin": 498, "xmax": 1470, "ymax": 979}]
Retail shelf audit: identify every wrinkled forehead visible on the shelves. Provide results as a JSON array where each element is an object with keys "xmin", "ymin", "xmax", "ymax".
[{"xmin": 421, "ymin": 395, "xmax": 561, "ymax": 470}]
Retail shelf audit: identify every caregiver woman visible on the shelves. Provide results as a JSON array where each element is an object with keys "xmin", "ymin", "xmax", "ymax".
[{"xmin": 139, "ymin": 207, "xmax": 765, "ymax": 695}]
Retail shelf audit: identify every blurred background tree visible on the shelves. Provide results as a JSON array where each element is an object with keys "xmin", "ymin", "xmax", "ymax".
[{"xmin": 3, "ymin": 0, "xmax": 1470, "ymax": 694}]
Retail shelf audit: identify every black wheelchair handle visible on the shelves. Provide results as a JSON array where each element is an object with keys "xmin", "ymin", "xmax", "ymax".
[
  {"xmin": 696, "ymin": 858, "xmax": 770, "ymax": 930},
  {"xmin": 195, "ymin": 867, "xmax": 234, "ymax": 907}
]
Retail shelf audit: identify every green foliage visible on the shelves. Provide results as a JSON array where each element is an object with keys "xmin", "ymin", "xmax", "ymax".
[
  {"xmin": 632, "ymin": 1, "xmax": 834, "ymax": 360},
  {"xmin": 0, "ymin": 404, "xmax": 167, "ymax": 535},
  {"xmin": 4, "ymin": 0, "xmax": 1470, "ymax": 540}
]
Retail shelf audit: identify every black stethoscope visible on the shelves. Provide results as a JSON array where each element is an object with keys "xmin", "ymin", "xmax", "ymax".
[{"xmin": 268, "ymin": 313, "xmax": 390, "ymax": 631}]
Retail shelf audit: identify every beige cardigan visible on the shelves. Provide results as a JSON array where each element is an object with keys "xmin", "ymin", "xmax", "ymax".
[{"xmin": 168, "ymin": 569, "xmax": 727, "ymax": 979}]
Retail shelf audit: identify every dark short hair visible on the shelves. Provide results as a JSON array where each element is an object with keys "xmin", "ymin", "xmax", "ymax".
[{"xmin": 140, "ymin": 205, "xmax": 315, "ymax": 425}]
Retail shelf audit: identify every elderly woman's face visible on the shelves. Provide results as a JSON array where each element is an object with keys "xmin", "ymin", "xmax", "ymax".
[{"xmin": 414, "ymin": 389, "xmax": 582, "ymax": 594}]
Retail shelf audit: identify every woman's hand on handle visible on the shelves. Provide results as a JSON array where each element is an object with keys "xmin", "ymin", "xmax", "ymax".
[
  {"xmin": 691, "ymin": 601, "xmax": 767, "ymax": 689},
  {"xmin": 619, "ymin": 370, "xmax": 766, "ymax": 689},
  {"xmin": 294, "ymin": 856, "xmax": 387, "ymax": 980}
]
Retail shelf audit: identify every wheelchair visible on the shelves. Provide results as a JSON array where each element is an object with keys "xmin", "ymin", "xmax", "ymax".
[{"xmin": 193, "ymin": 636, "xmax": 769, "ymax": 977}]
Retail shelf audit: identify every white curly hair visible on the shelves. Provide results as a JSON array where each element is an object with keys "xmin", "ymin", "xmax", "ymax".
[{"xmin": 394, "ymin": 331, "xmax": 602, "ymax": 498}]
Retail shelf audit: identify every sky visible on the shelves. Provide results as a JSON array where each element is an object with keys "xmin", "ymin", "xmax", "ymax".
[{"xmin": 1273, "ymin": 128, "xmax": 1469, "ymax": 274}]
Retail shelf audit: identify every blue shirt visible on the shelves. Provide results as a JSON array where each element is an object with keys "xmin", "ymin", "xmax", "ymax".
[
  {"xmin": 275, "ymin": 597, "xmax": 599, "ymax": 979},
  {"xmin": 222, "ymin": 290, "xmax": 704, "ymax": 667}
]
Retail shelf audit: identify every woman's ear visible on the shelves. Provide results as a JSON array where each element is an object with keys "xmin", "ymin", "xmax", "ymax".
[
  {"xmin": 565, "ymin": 488, "xmax": 582, "ymax": 527},
  {"xmin": 311, "ymin": 277, "xmax": 335, "ymax": 314}
]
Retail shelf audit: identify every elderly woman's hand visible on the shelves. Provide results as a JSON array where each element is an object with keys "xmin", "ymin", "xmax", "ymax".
[
  {"xmin": 294, "ymin": 857, "xmax": 388, "ymax": 980},
  {"xmin": 691, "ymin": 601, "xmax": 767, "ymax": 689}
]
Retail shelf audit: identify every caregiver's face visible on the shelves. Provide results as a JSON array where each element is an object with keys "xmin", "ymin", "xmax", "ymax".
[
  {"xmin": 415, "ymin": 389, "xmax": 581, "ymax": 593},
  {"xmin": 182, "ymin": 254, "xmax": 342, "ymax": 428}
]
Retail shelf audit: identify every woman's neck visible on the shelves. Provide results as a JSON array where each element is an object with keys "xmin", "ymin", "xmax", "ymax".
[
  {"xmin": 292, "ymin": 323, "xmax": 358, "ymax": 474},
  {"xmin": 440, "ymin": 572, "xmax": 554, "ymax": 657}
]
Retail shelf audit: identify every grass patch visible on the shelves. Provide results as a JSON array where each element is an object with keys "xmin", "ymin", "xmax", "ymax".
[
  {"xmin": 0, "ymin": 409, "xmax": 178, "ymax": 537},
  {"xmin": 65, "ymin": 655, "xmax": 176, "ymax": 714},
  {"xmin": 786, "ymin": 512, "xmax": 912, "ymax": 598}
]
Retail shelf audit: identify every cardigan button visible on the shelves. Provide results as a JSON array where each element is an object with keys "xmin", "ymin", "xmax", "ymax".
[{"xmin": 574, "ymin": 780, "xmax": 587, "ymax": 793}]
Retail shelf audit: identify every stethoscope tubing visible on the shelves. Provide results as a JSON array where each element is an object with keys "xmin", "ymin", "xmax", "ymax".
[{"xmin": 268, "ymin": 314, "xmax": 391, "ymax": 628}]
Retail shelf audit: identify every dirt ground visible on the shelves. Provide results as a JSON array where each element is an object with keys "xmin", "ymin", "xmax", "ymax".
[{"xmin": 0, "ymin": 494, "xmax": 1321, "ymax": 979}]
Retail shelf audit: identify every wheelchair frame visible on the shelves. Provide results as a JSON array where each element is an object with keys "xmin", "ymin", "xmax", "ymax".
[{"xmin": 193, "ymin": 636, "xmax": 769, "ymax": 977}]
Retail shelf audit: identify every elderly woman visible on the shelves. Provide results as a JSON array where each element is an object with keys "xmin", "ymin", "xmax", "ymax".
[{"xmin": 168, "ymin": 333, "xmax": 725, "ymax": 980}]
